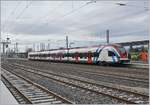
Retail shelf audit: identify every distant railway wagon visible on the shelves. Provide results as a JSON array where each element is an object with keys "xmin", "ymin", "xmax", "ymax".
[{"xmin": 28, "ymin": 44, "xmax": 130, "ymax": 65}]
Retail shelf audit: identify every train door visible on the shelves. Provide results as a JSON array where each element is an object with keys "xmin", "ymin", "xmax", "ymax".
[
  {"xmin": 59, "ymin": 53, "xmax": 62, "ymax": 61},
  {"xmin": 87, "ymin": 52, "xmax": 92, "ymax": 64},
  {"xmin": 75, "ymin": 52, "xmax": 79, "ymax": 63},
  {"xmin": 98, "ymin": 49, "xmax": 108, "ymax": 62},
  {"xmin": 52, "ymin": 54, "xmax": 55, "ymax": 61}
]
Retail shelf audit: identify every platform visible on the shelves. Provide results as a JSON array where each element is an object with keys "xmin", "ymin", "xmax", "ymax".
[{"xmin": 0, "ymin": 80, "xmax": 18, "ymax": 105}]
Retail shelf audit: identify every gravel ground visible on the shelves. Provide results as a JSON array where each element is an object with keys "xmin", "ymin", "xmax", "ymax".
[
  {"xmin": 3, "ymin": 65, "xmax": 121, "ymax": 104},
  {"xmin": 2, "ymin": 58, "xmax": 149, "ymax": 104},
  {"xmin": 4, "ymin": 59, "xmax": 149, "ymax": 88}
]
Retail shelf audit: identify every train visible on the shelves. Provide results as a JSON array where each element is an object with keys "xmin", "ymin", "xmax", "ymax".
[{"xmin": 28, "ymin": 44, "xmax": 130, "ymax": 65}]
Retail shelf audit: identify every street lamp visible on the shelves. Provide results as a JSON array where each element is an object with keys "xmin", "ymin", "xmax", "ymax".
[
  {"xmin": 116, "ymin": 3, "xmax": 126, "ymax": 6},
  {"xmin": 116, "ymin": 2, "xmax": 149, "ymax": 11},
  {"xmin": 1, "ymin": 37, "xmax": 11, "ymax": 54},
  {"xmin": 86, "ymin": 0, "xmax": 96, "ymax": 4}
]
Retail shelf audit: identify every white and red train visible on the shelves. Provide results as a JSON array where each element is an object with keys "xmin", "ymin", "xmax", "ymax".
[{"xmin": 28, "ymin": 44, "xmax": 130, "ymax": 65}]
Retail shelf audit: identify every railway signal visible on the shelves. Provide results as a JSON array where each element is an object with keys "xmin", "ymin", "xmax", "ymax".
[{"xmin": 1, "ymin": 37, "xmax": 11, "ymax": 54}]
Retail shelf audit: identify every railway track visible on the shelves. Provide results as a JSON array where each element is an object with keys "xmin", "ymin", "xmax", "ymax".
[
  {"xmin": 7, "ymin": 59, "xmax": 148, "ymax": 81},
  {"xmin": 3, "ymin": 61, "xmax": 149, "ymax": 86},
  {"xmin": 6, "ymin": 58, "xmax": 149, "ymax": 70},
  {"xmin": 2, "ymin": 63, "xmax": 149, "ymax": 104},
  {"xmin": 1, "ymin": 69, "xmax": 72, "ymax": 104}
]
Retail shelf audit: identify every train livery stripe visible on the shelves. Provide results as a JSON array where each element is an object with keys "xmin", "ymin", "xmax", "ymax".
[
  {"xmin": 93, "ymin": 48, "xmax": 99, "ymax": 63},
  {"xmin": 94, "ymin": 46, "xmax": 105, "ymax": 63},
  {"xmin": 112, "ymin": 48, "xmax": 120, "ymax": 62},
  {"xmin": 112, "ymin": 56, "xmax": 115, "ymax": 63}
]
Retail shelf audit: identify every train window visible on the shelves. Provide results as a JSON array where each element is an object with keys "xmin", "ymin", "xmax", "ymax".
[
  {"xmin": 62, "ymin": 54, "xmax": 64, "ymax": 57},
  {"xmin": 79, "ymin": 53, "xmax": 83, "ymax": 58},
  {"xmin": 84, "ymin": 56, "xmax": 87, "ymax": 59},
  {"xmin": 53, "ymin": 54, "xmax": 56, "ymax": 58},
  {"xmin": 64, "ymin": 53, "xmax": 68, "ymax": 57},
  {"xmin": 69, "ymin": 53, "xmax": 74, "ymax": 57},
  {"xmin": 108, "ymin": 51, "xmax": 115, "ymax": 56},
  {"xmin": 64, "ymin": 53, "xmax": 73, "ymax": 57},
  {"xmin": 68, "ymin": 53, "xmax": 71, "ymax": 57},
  {"xmin": 84, "ymin": 53, "xmax": 88, "ymax": 57},
  {"xmin": 118, "ymin": 47, "xmax": 126, "ymax": 54},
  {"xmin": 45, "ymin": 54, "xmax": 47, "ymax": 57},
  {"xmin": 94, "ymin": 52, "xmax": 99, "ymax": 57},
  {"xmin": 42, "ymin": 54, "xmax": 44, "ymax": 57},
  {"xmin": 48, "ymin": 54, "xmax": 51, "ymax": 57}
]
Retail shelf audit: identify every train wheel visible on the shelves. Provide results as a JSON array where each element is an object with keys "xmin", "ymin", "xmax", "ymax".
[
  {"xmin": 99, "ymin": 61, "xmax": 105, "ymax": 66},
  {"xmin": 99, "ymin": 61, "xmax": 110, "ymax": 66},
  {"xmin": 106, "ymin": 63, "xmax": 110, "ymax": 66}
]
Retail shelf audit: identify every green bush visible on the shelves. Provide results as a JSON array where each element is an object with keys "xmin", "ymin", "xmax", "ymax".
[{"xmin": 131, "ymin": 53, "xmax": 140, "ymax": 61}]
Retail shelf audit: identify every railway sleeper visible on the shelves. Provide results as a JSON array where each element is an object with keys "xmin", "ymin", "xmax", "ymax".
[
  {"xmin": 32, "ymin": 98, "xmax": 57, "ymax": 103},
  {"xmin": 30, "ymin": 97, "xmax": 53, "ymax": 101}
]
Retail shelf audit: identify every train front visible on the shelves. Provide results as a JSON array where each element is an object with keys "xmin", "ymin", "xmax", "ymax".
[{"xmin": 116, "ymin": 46, "xmax": 130, "ymax": 64}]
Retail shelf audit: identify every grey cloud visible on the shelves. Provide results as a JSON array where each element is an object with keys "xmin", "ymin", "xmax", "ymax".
[
  {"xmin": 1, "ymin": 1, "xmax": 149, "ymax": 45},
  {"xmin": 7, "ymin": 21, "xmax": 66, "ymax": 35}
]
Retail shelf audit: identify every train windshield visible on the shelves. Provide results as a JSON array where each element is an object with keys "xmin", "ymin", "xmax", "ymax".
[{"xmin": 118, "ymin": 47, "xmax": 126, "ymax": 54}]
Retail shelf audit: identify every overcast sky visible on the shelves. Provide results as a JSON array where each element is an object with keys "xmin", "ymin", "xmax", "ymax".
[{"xmin": 1, "ymin": 0, "xmax": 149, "ymax": 52}]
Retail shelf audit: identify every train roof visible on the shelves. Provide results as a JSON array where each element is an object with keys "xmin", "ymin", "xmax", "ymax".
[{"xmin": 28, "ymin": 43, "xmax": 122, "ymax": 54}]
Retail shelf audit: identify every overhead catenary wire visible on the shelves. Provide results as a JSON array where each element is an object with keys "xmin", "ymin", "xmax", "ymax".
[
  {"xmin": 56, "ymin": 1, "xmax": 96, "ymax": 19},
  {"xmin": 47, "ymin": 1, "xmax": 96, "ymax": 24},
  {"xmin": 111, "ymin": 30, "xmax": 148, "ymax": 37},
  {"xmin": 1, "ymin": 1, "xmax": 148, "ymax": 53},
  {"xmin": 16, "ymin": 1, "xmax": 32, "ymax": 19},
  {"xmin": 44, "ymin": 1, "xmax": 66, "ymax": 22},
  {"xmin": 65, "ymin": 8, "xmax": 148, "ymax": 35},
  {"xmin": 30, "ymin": 1, "xmax": 96, "ymax": 32},
  {"xmin": 2, "ymin": 1, "xmax": 32, "ymax": 37},
  {"xmin": 28, "ymin": 1, "xmax": 65, "ymax": 31},
  {"xmin": 31, "ymin": 0, "xmax": 148, "ymax": 35},
  {"xmin": 9, "ymin": 29, "xmax": 147, "ymax": 46},
  {"xmin": 5, "ymin": 1, "xmax": 32, "ymax": 36},
  {"xmin": 2, "ymin": 1, "xmax": 22, "ymax": 32}
]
